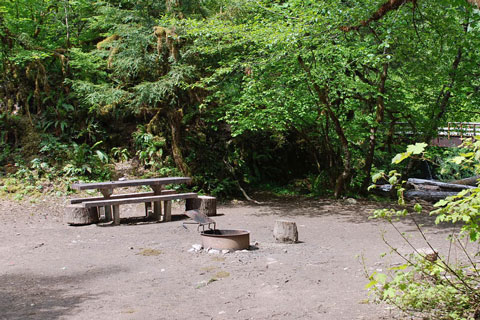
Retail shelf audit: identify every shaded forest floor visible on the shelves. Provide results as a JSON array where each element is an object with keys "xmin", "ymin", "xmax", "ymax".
[{"xmin": 0, "ymin": 194, "xmax": 462, "ymax": 319}]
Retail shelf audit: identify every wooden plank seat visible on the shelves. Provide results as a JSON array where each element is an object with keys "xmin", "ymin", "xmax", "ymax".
[
  {"xmin": 70, "ymin": 190, "xmax": 177, "ymax": 204},
  {"xmin": 81, "ymin": 192, "xmax": 198, "ymax": 208},
  {"xmin": 81, "ymin": 192, "xmax": 198, "ymax": 225}
]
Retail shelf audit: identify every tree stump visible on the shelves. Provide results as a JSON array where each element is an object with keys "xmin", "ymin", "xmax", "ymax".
[
  {"xmin": 65, "ymin": 204, "xmax": 99, "ymax": 225},
  {"xmin": 185, "ymin": 196, "xmax": 217, "ymax": 216},
  {"xmin": 273, "ymin": 220, "xmax": 298, "ymax": 243}
]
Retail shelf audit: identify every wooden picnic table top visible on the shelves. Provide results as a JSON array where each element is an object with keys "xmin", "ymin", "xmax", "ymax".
[
  {"xmin": 71, "ymin": 177, "xmax": 192, "ymax": 190},
  {"xmin": 81, "ymin": 192, "xmax": 198, "ymax": 208}
]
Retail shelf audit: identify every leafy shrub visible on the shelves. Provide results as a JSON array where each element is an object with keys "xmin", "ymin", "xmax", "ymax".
[
  {"xmin": 433, "ymin": 139, "xmax": 480, "ymax": 242},
  {"xmin": 425, "ymin": 147, "xmax": 477, "ymax": 181},
  {"xmin": 24, "ymin": 136, "xmax": 112, "ymax": 182},
  {"xmin": 111, "ymin": 147, "xmax": 130, "ymax": 162},
  {"xmin": 132, "ymin": 125, "xmax": 179, "ymax": 176},
  {"xmin": 367, "ymin": 142, "xmax": 480, "ymax": 320},
  {"xmin": 60, "ymin": 141, "xmax": 112, "ymax": 179}
]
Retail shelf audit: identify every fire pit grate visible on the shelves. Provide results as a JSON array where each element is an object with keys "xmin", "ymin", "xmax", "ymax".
[
  {"xmin": 184, "ymin": 210, "xmax": 250, "ymax": 251},
  {"xmin": 183, "ymin": 209, "xmax": 216, "ymax": 231}
]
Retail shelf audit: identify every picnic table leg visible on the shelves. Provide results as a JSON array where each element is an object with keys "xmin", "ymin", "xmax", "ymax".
[
  {"xmin": 112, "ymin": 205, "xmax": 120, "ymax": 225},
  {"xmin": 163, "ymin": 200, "xmax": 172, "ymax": 222},
  {"xmin": 152, "ymin": 201, "xmax": 162, "ymax": 221},
  {"xmin": 145, "ymin": 202, "xmax": 152, "ymax": 217},
  {"xmin": 100, "ymin": 189, "xmax": 113, "ymax": 222},
  {"xmin": 151, "ymin": 186, "xmax": 163, "ymax": 222},
  {"xmin": 104, "ymin": 206, "xmax": 112, "ymax": 222}
]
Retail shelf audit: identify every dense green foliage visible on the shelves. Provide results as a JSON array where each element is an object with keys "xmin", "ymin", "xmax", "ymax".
[{"xmin": 1, "ymin": 0, "xmax": 480, "ymax": 197}]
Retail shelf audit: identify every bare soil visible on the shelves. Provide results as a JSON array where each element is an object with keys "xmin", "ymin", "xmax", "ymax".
[{"xmin": 0, "ymin": 194, "xmax": 458, "ymax": 320}]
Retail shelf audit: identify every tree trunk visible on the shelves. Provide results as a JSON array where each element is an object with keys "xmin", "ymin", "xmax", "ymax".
[
  {"xmin": 385, "ymin": 113, "xmax": 397, "ymax": 153},
  {"xmin": 327, "ymin": 100, "xmax": 352, "ymax": 199},
  {"xmin": 321, "ymin": 115, "xmax": 339, "ymax": 186},
  {"xmin": 361, "ymin": 62, "xmax": 388, "ymax": 193},
  {"xmin": 297, "ymin": 55, "xmax": 352, "ymax": 198},
  {"xmin": 168, "ymin": 109, "xmax": 191, "ymax": 177}
]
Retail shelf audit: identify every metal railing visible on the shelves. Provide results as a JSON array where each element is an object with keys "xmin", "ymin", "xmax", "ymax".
[
  {"xmin": 438, "ymin": 122, "xmax": 480, "ymax": 139},
  {"xmin": 396, "ymin": 122, "xmax": 480, "ymax": 138}
]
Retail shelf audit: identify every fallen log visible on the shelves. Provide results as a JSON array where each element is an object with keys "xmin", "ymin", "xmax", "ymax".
[
  {"xmin": 377, "ymin": 184, "xmax": 392, "ymax": 192},
  {"xmin": 370, "ymin": 184, "xmax": 394, "ymax": 197},
  {"xmin": 372, "ymin": 178, "xmax": 476, "ymax": 202},
  {"xmin": 448, "ymin": 175, "xmax": 480, "ymax": 186},
  {"xmin": 404, "ymin": 190, "xmax": 459, "ymax": 202},
  {"xmin": 407, "ymin": 178, "xmax": 475, "ymax": 191}
]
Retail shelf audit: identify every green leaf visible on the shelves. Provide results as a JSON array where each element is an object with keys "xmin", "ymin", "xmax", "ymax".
[
  {"xmin": 414, "ymin": 203, "xmax": 422, "ymax": 213},
  {"xmin": 392, "ymin": 152, "xmax": 412, "ymax": 164},
  {"xmin": 95, "ymin": 150, "xmax": 109, "ymax": 163},
  {"xmin": 372, "ymin": 171, "xmax": 384, "ymax": 183},
  {"xmin": 375, "ymin": 273, "xmax": 387, "ymax": 285},
  {"xmin": 470, "ymin": 230, "xmax": 479, "ymax": 242},
  {"xmin": 406, "ymin": 143, "xmax": 427, "ymax": 155},
  {"xmin": 434, "ymin": 199, "xmax": 448, "ymax": 207},
  {"xmin": 389, "ymin": 264, "xmax": 408, "ymax": 271},
  {"xmin": 365, "ymin": 279, "xmax": 378, "ymax": 289},
  {"xmin": 383, "ymin": 287, "xmax": 396, "ymax": 299},
  {"xmin": 388, "ymin": 175, "xmax": 398, "ymax": 185},
  {"xmin": 450, "ymin": 156, "xmax": 465, "ymax": 165},
  {"xmin": 92, "ymin": 141, "xmax": 103, "ymax": 149}
]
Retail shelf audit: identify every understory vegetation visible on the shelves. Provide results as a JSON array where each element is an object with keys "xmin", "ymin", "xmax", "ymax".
[{"xmin": 368, "ymin": 141, "xmax": 480, "ymax": 319}]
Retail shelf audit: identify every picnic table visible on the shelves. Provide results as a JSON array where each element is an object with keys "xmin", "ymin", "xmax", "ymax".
[{"xmin": 68, "ymin": 177, "xmax": 197, "ymax": 225}]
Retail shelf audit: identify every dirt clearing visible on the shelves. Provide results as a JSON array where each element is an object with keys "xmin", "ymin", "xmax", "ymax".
[{"xmin": 0, "ymin": 196, "xmax": 456, "ymax": 319}]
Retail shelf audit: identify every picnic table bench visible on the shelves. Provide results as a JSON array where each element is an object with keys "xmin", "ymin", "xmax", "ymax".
[{"xmin": 66, "ymin": 177, "xmax": 199, "ymax": 225}]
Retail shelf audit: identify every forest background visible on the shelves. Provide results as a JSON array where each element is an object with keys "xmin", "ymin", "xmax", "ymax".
[{"xmin": 1, "ymin": 0, "xmax": 480, "ymax": 199}]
